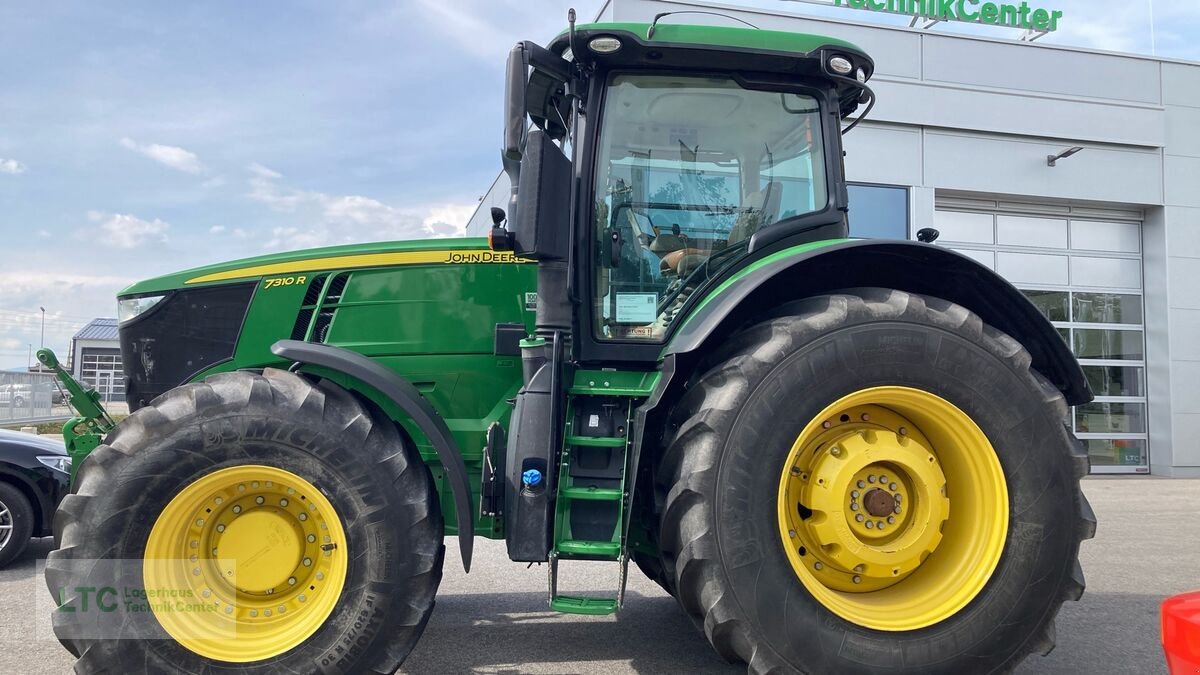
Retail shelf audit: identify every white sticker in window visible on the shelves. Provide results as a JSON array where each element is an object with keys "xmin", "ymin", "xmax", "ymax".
[
  {"xmin": 615, "ymin": 293, "xmax": 657, "ymax": 323},
  {"xmin": 588, "ymin": 414, "xmax": 600, "ymax": 428}
]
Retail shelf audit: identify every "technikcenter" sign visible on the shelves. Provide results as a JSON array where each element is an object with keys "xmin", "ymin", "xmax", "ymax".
[{"xmin": 833, "ymin": 0, "xmax": 1064, "ymax": 32}]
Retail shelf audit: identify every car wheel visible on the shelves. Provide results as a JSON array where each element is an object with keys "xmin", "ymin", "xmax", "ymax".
[{"xmin": 0, "ymin": 482, "xmax": 34, "ymax": 567}]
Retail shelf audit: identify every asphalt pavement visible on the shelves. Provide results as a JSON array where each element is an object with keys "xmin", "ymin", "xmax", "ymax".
[{"xmin": 0, "ymin": 477, "xmax": 1191, "ymax": 674}]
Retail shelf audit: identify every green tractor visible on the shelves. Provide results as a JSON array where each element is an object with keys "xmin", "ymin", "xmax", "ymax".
[{"xmin": 44, "ymin": 18, "xmax": 1095, "ymax": 674}]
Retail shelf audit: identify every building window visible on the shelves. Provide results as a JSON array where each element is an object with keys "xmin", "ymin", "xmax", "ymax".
[
  {"xmin": 848, "ymin": 183, "xmax": 908, "ymax": 239},
  {"xmin": 80, "ymin": 348, "xmax": 124, "ymax": 402}
]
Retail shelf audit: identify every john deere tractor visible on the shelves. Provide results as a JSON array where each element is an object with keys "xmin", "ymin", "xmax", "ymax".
[{"xmin": 44, "ymin": 18, "xmax": 1095, "ymax": 674}]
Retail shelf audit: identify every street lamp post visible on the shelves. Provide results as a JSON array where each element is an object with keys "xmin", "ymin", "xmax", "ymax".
[{"xmin": 39, "ymin": 306, "xmax": 45, "ymax": 354}]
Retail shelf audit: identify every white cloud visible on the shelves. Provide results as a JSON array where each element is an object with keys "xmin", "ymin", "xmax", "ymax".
[
  {"xmin": 247, "ymin": 165, "xmax": 471, "ymax": 249},
  {"xmin": 87, "ymin": 211, "xmax": 170, "ymax": 249},
  {"xmin": 120, "ymin": 137, "xmax": 205, "ymax": 174},
  {"xmin": 0, "ymin": 272, "xmax": 132, "ymax": 367},
  {"xmin": 0, "ymin": 158, "xmax": 26, "ymax": 175},
  {"xmin": 209, "ymin": 225, "xmax": 226, "ymax": 234}
]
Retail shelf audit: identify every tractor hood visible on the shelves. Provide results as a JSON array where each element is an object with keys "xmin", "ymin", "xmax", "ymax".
[{"xmin": 118, "ymin": 237, "xmax": 502, "ymax": 297}]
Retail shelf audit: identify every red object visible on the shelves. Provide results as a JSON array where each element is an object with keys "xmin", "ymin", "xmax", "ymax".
[{"xmin": 1163, "ymin": 591, "xmax": 1200, "ymax": 673}]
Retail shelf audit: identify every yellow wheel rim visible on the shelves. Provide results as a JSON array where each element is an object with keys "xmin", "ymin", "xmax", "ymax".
[
  {"xmin": 143, "ymin": 465, "xmax": 348, "ymax": 662},
  {"xmin": 776, "ymin": 386, "xmax": 1008, "ymax": 631}
]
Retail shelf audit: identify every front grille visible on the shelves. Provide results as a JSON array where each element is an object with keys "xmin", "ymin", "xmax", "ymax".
[{"xmin": 120, "ymin": 283, "xmax": 256, "ymax": 410}]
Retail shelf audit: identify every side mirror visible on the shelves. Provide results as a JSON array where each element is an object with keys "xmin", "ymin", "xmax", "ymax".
[
  {"xmin": 502, "ymin": 42, "xmax": 572, "ymax": 228},
  {"xmin": 511, "ymin": 130, "xmax": 570, "ymax": 261}
]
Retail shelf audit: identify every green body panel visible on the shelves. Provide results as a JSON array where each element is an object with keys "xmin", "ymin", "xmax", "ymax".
[
  {"xmin": 135, "ymin": 238, "xmax": 538, "ymax": 540},
  {"xmin": 566, "ymin": 22, "xmax": 864, "ymax": 56}
]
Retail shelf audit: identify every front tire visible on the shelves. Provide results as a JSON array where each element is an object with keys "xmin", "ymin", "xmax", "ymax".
[
  {"xmin": 46, "ymin": 368, "xmax": 443, "ymax": 674},
  {"xmin": 658, "ymin": 289, "xmax": 1095, "ymax": 674}
]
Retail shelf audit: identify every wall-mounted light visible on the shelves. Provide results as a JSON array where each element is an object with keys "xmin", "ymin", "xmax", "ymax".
[{"xmin": 1047, "ymin": 146, "xmax": 1084, "ymax": 167}]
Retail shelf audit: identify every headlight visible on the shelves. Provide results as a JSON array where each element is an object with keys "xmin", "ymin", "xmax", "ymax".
[
  {"xmin": 856, "ymin": 67, "xmax": 868, "ymax": 83},
  {"xmin": 37, "ymin": 455, "xmax": 71, "ymax": 474},
  {"xmin": 829, "ymin": 56, "xmax": 853, "ymax": 75},
  {"xmin": 118, "ymin": 294, "xmax": 166, "ymax": 323}
]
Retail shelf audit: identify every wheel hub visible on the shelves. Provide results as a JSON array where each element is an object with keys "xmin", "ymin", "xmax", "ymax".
[
  {"xmin": 862, "ymin": 488, "xmax": 894, "ymax": 517},
  {"xmin": 777, "ymin": 387, "xmax": 1009, "ymax": 631},
  {"xmin": 796, "ymin": 425, "xmax": 949, "ymax": 591}
]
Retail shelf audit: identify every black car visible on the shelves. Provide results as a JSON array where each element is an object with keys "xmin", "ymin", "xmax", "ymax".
[{"xmin": 0, "ymin": 429, "xmax": 70, "ymax": 567}]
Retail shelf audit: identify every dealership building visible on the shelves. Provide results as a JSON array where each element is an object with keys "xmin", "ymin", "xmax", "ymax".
[{"xmin": 470, "ymin": 0, "xmax": 1200, "ymax": 476}]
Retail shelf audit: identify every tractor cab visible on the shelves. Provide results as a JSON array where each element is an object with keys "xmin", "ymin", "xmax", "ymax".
[{"xmin": 493, "ymin": 20, "xmax": 874, "ymax": 356}]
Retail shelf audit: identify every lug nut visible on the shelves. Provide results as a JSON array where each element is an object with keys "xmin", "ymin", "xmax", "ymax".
[
  {"xmin": 307, "ymin": 534, "xmax": 316, "ymax": 543},
  {"xmin": 830, "ymin": 446, "xmax": 841, "ymax": 456},
  {"xmin": 889, "ymin": 482, "xmax": 898, "ymax": 491},
  {"xmin": 861, "ymin": 413, "xmax": 870, "ymax": 421},
  {"xmin": 895, "ymin": 495, "xmax": 903, "ymax": 503},
  {"xmin": 879, "ymin": 475, "xmax": 888, "ymax": 484},
  {"xmin": 865, "ymin": 521, "xmax": 875, "ymax": 529},
  {"xmin": 255, "ymin": 496, "xmax": 265, "ymax": 505},
  {"xmin": 814, "ymin": 562, "xmax": 824, "ymax": 570},
  {"xmin": 878, "ymin": 522, "xmax": 886, "ymax": 530},
  {"xmin": 216, "ymin": 524, "xmax": 226, "ymax": 533},
  {"xmin": 898, "ymin": 427, "xmax": 907, "ymax": 436},
  {"xmin": 895, "ymin": 506, "xmax": 903, "ymax": 514},
  {"xmin": 288, "ymin": 577, "xmax": 297, "ymax": 586},
  {"xmin": 851, "ymin": 490, "xmax": 859, "ymax": 498},
  {"xmin": 232, "ymin": 505, "xmax": 242, "ymax": 514},
  {"xmin": 857, "ymin": 480, "xmax": 865, "ymax": 488},
  {"xmin": 850, "ymin": 503, "xmax": 859, "ymax": 511},
  {"xmin": 856, "ymin": 514, "xmax": 865, "ymax": 522},
  {"xmin": 887, "ymin": 516, "xmax": 895, "ymax": 524},
  {"xmin": 789, "ymin": 529, "xmax": 796, "ymax": 538},
  {"xmin": 822, "ymin": 421, "xmax": 832, "ymax": 429},
  {"xmin": 303, "ymin": 558, "xmax": 312, "ymax": 567},
  {"xmin": 280, "ymin": 499, "xmax": 289, "ymax": 507},
  {"xmin": 868, "ymin": 475, "xmax": 876, "ymax": 483},
  {"xmin": 299, "ymin": 513, "xmax": 308, "ymax": 521},
  {"xmin": 853, "ymin": 575, "xmax": 862, "ymax": 584}
]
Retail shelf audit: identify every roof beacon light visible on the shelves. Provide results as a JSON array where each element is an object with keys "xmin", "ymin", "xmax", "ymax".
[
  {"xmin": 588, "ymin": 37, "xmax": 622, "ymax": 54},
  {"xmin": 829, "ymin": 56, "xmax": 853, "ymax": 75}
]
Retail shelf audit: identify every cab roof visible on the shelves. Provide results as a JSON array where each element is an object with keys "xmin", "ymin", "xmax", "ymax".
[{"xmin": 558, "ymin": 22, "xmax": 866, "ymax": 59}]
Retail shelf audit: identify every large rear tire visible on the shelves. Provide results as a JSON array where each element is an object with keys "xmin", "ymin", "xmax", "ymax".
[
  {"xmin": 657, "ymin": 289, "xmax": 1095, "ymax": 674},
  {"xmin": 46, "ymin": 368, "xmax": 443, "ymax": 674}
]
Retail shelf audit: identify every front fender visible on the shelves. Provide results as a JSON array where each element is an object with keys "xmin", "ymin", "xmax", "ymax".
[
  {"xmin": 270, "ymin": 339, "xmax": 476, "ymax": 572},
  {"xmin": 666, "ymin": 239, "xmax": 1090, "ymax": 405}
]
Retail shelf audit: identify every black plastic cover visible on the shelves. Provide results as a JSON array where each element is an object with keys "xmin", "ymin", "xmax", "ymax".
[
  {"xmin": 512, "ymin": 130, "xmax": 572, "ymax": 261},
  {"xmin": 121, "ymin": 283, "xmax": 255, "ymax": 410}
]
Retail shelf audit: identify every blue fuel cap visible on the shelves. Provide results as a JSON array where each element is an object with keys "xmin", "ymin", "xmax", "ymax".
[{"xmin": 522, "ymin": 469, "xmax": 543, "ymax": 487}]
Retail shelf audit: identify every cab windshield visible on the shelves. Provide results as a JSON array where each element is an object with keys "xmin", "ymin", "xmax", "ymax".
[{"xmin": 592, "ymin": 73, "xmax": 828, "ymax": 341}]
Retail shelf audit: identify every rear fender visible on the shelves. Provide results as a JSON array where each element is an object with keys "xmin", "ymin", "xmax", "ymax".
[{"xmin": 666, "ymin": 239, "xmax": 1090, "ymax": 405}]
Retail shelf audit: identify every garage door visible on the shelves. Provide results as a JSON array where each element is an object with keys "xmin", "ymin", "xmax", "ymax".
[{"xmin": 933, "ymin": 196, "xmax": 1147, "ymax": 474}]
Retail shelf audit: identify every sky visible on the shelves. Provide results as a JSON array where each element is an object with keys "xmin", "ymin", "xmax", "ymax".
[{"xmin": 1, "ymin": 0, "xmax": 1197, "ymax": 368}]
